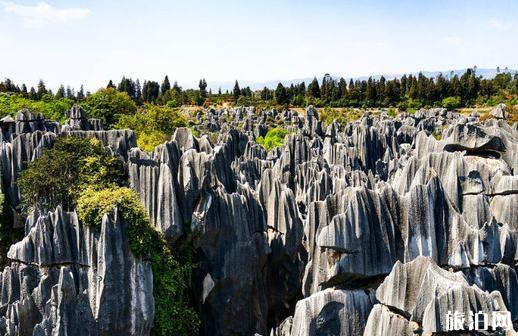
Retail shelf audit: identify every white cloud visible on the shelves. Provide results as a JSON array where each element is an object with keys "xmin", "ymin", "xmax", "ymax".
[
  {"xmin": 486, "ymin": 19, "xmax": 514, "ymax": 32},
  {"xmin": 2, "ymin": 1, "xmax": 89, "ymax": 28},
  {"xmin": 440, "ymin": 36, "xmax": 463, "ymax": 46}
]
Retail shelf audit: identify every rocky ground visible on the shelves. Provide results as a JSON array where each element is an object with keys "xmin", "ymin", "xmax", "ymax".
[{"xmin": 0, "ymin": 103, "xmax": 516, "ymax": 335}]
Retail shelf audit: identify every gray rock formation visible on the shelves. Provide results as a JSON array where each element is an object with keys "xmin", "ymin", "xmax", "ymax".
[
  {"xmin": 365, "ymin": 257, "xmax": 514, "ymax": 335},
  {"xmin": 0, "ymin": 206, "xmax": 154, "ymax": 335},
  {"xmin": 0, "ymin": 106, "xmax": 517, "ymax": 336},
  {"xmin": 289, "ymin": 288, "xmax": 375, "ymax": 336}
]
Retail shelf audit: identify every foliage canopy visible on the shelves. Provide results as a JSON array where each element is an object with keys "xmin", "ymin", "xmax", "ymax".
[
  {"xmin": 256, "ymin": 128, "xmax": 289, "ymax": 151},
  {"xmin": 18, "ymin": 136, "xmax": 125, "ymax": 213},
  {"xmin": 81, "ymin": 88, "xmax": 137, "ymax": 128},
  {"xmin": 116, "ymin": 104, "xmax": 187, "ymax": 151}
]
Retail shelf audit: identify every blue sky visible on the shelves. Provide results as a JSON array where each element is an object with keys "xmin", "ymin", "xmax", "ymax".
[{"xmin": 0, "ymin": 0, "xmax": 517, "ymax": 91}]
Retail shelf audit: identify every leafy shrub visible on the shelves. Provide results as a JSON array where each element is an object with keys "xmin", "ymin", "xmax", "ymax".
[
  {"xmin": 319, "ymin": 107, "xmax": 346, "ymax": 125},
  {"xmin": 256, "ymin": 127, "xmax": 289, "ymax": 150},
  {"xmin": 319, "ymin": 107, "xmax": 363, "ymax": 125},
  {"xmin": 116, "ymin": 104, "xmax": 187, "ymax": 152},
  {"xmin": 137, "ymin": 131, "xmax": 167, "ymax": 152},
  {"xmin": 18, "ymin": 136, "xmax": 124, "ymax": 213},
  {"xmin": 0, "ymin": 93, "xmax": 73, "ymax": 121},
  {"xmin": 441, "ymin": 96, "xmax": 461, "ymax": 110},
  {"xmin": 81, "ymin": 88, "xmax": 137, "ymax": 128},
  {"xmin": 77, "ymin": 187, "xmax": 200, "ymax": 336}
]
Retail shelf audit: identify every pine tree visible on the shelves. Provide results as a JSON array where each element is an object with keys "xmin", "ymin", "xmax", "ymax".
[
  {"xmin": 56, "ymin": 85, "xmax": 66, "ymax": 98},
  {"xmin": 199, "ymin": 78, "xmax": 207, "ymax": 98},
  {"xmin": 173, "ymin": 81, "xmax": 181, "ymax": 92},
  {"xmin": 21, "ymin": 84, "xmax": 28, "ymax": 97},
  {"xmin": 3, "ymin": 79, "xmax": 17, "ymax": 92},
  {"xmin": 233, "ymin": 80, "xmax": 240, "ymax": 102},
  {"xmin": 142, "ymin": 81, "xmax": 160, "ymax": 103},
  {"xmin": 66, "ymin": 86, "xmax": 73, "ymax": 99},
  {"xmin": 307, "ymin": 77, "xmax": 320, "ymax": 98},
  {"xmin": 261, "ymin": 86, "xmax": 271, "ymax": 100},
  {"xmin": 338, "ymin": 78, "xmax": 347, "ymax": 99},
  {"xmin": 37, "ymin": 80, "xmax": 48, "ymax": 99},
  {"xmin": 135, "ymin": 80, "xmax": 142, "ymax": 104},
  {"xmin": 29, "ymin": 87, "xmax": 37, "ymax": 100},
  {"xmin": 117, "ymin": 77, "xmax": 136, "ymax": 100},
  {"xmin": 107, "ymin": 80, "xmax": 116, "ymax": 89},
  {"xmin": 77, "ymin": 85, "xmax": 85, "ymax": 100},
  {"xmin": 275, "ymin": 83, "xmax": 288, "ymax": 105},
  {"xmin": 378, "ymin": 76, "xmax": 386, "ymax": 102},
  {"xmin": 161, "ymin": 76, "xmax": 171, "ymax": 95},
  {"xmin": 365, "ymin": 77, "xmax": 377, "ymax": 104}
]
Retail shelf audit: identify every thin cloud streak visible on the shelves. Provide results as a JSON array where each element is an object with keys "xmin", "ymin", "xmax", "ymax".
[
  {"xmin": 486, "ymin": 18, "xmax": 514, "ymax": 32},
  {"xmin": 1, "ymin": 1, "xmax": 89, "ymax": 28}
]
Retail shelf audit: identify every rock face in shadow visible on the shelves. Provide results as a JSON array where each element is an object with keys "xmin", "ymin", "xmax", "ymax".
[
  {"xmin": 289, "ymin": 288, "xmax": 375, "ymax": 336},
  {"xmin": 0, "ymin": 105, "xmax": 517, "ymax": 335}
]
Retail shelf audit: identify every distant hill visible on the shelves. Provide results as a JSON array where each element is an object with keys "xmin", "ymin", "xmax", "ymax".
[{"xmin": 203, "ymin": 68, "xmax": 517, "ymax": 92}]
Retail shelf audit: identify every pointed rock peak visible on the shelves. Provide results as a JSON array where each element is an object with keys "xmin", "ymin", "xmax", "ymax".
[{"xmin": 490, "ymin": 103, "xmax": 509, "ymax": 120}]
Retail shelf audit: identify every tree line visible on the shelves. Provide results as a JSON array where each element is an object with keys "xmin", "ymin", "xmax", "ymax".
[{"xmin": 1, "ymin": 68, "xmax": 517, "ymax": 110}]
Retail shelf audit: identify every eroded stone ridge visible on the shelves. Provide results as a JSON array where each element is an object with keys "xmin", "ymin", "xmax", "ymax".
[{"xmin": 0, "ymin": 105, "xmax": 516, "ymax": 335}]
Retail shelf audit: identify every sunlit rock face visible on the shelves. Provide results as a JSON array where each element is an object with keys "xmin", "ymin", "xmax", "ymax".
[
  {"xmin": 0, "ymin": 206, "xmax": 154, "ymax": 336},
  {"xmin": 0, "ymin": 105, "xmax": 516, "ymax": 335}
]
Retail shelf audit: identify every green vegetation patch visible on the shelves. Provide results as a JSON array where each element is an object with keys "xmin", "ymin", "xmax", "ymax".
[
  {"xmin": 77, "ymin": 187, "xmax": 200, "ymax": 336},
  {"xmin": 81, "ymin": 88, "xmax": 137, "ymax": 128},
  {"xmin": 116, "ymin": 104, "xmax": 187, "ymax": 152},
  {"xmin": 319, "ymin": 107, "xmax": 363, "ymax": 125},
  {"xmin": 257, "ymin": 127, "xmax": 289, "ymax": 150},
  {"xmin": 0, "ymin": 93, "xmax": 73, "ymax": 122},
  {"xmin": 441, "ymin": 96, "xmax": 461, "ymax": 110},
  {"xmin": 18, "ymin": 136, "xmax": 125, "ymax": 214}
]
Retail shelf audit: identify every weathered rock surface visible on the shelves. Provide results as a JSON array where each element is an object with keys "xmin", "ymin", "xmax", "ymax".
[
  {"xmin": 0, "ymin": 105, "xmax": 516, "ymax": 335},
  {"xmin": 0, "ymin": 206, "xmax": 154, "ymax": 335},
  {"xmin": 288, "ymin": 288, "xmax": 375, "ymax": 336}
]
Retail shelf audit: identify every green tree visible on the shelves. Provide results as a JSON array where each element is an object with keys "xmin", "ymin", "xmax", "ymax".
[
  {"xmin": 307, "ymin": 77, "xmax": 320, "ymax": 99},
  {"xmin": 143, "ymin": 81, "xmax": 160, "ymax": 103},
  {"xmin": 118, "ymin": 77, "xmax": 137, "ymax": 101},
  {"xmin": 338, "ymin": 78, "xmax": 347, "ymax": 99},
  {"xmin": 275, "ymin": 83, "xmax": 288, "ymax": 105},
  {"xmin": 199, "ymin": 78, "xmax": 208, "ymax": 98},
  {"xmin": 232, "ymin": 80, "xmax": 241, "ymax": 102},
  {"xmin": 37, "ymin": 80, "xmax": 47, "ymax": 99},
  {"xmin": 77, "ymin": 85, "xmax": 85, "ymax": 100},
  {"xmin": 56, "ymin": 85, "xmax": 66, "ymax": 99},
  {"xmin": 81, "ymin": 88, "xmax": 137, "ymax": 128},
  {"xmin": 18, "ymin": 136, "xmax": 125, "ymax": 213},
  {"xmin": 116, "ymin": 104, "xmax": 187, "ymax": 151},
  {"xmin": 161, "ymin": 76, "xmax": 171, "ymax": 95}
]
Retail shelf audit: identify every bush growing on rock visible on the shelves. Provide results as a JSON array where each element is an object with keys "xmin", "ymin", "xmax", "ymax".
[
  {"xmin": 256, "ymin": 127, "xmax": 289, "ymax": 150},
  {"xmin": 18, "ymin": 136, "xmax": 125, "ymax": 213},
  {"xmin": 116, "ymin": 104, "xmax": 187, "ymax": 151},
  {"xmin": 0, "ymin": 93, "xmax": 73, "ymax": 121},
  {"xmin": 77, "ymin": 186, "xmax": 200, "ymax": 336}
]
